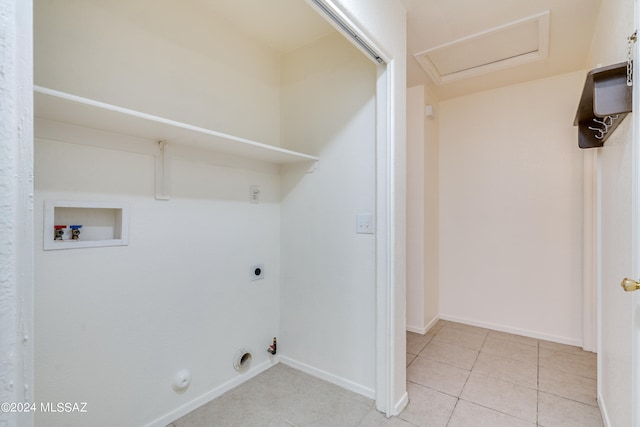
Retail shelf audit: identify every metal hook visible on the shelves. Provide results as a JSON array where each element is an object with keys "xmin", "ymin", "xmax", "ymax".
[
  {"xmin": 588, "ymin": 126, "xmax": 606, "ymax": 140},
  {"xmin": 593, "ymin": 117, "xmax": 611, "ymax": 131},
  {"xmin": 602, "ymin": 115, "xmax": 619, "ymax": 127},
  {"xmin": 603, "ymin": 116, "xmax": 614, "ymax": 127}
]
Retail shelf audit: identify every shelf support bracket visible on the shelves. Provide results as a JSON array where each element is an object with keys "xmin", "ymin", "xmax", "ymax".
[
  {"xmin": 155, "ymin": 141, "xmax": 171, "ymax": 200},
  {"xmin": 307, "ymin": 160, "xmax": 319, "ymax": 173}
]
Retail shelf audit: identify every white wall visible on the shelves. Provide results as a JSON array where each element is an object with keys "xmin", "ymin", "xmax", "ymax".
[
  {"xmin": 423, "ymin": 86, "xmax": 440, "ymax": 332},
  {"xmin": 34, "ymin": 0, "xmax": 400, "ymax": 425},
  {"xmin": 34, "ymin": 0, "xmax": 282, "ymax": 146},
  {"xmin": 439, "ymin": 70, "xmax": 586, "ymax": 344},
  {"xmin": 35, "ymin": 1, "xmax": 405, "ymax": 425},
  {"xmin": 34, "ymin": 2, "xmax": 283, "ymax": 426},
  {"xmin": 407, "ymin": 85, "xmax": 440, "ymax": 334},
  {"xmin": 406, "ymin": 85, "xmax": 426, "ymax": 333},
  {"xmin": 35, "ymin": 138, "xmax": 282, "ymax": 427},
  {"xmin": 279, "ymin": 33, "xmax": 377, "ymax": 395},
  {"xmin": 0, "ymin": 1, "xmax": 34, "ymax": 426}
]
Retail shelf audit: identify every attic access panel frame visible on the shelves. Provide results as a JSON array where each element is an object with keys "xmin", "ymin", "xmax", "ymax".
[
  {"xmin": 574, "ymin": 62, "xmax": 633, "ymax": 149},
  {"xmin": 414, "ymin": 11, "xmax": 550, "ymax": 85}
]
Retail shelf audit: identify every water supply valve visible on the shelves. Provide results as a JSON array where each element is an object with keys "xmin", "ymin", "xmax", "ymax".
[
  {"xmin": 69, "ymin": 225, "xmax": 83, "ymax": 240},
  {"xmin": 54, "ymin": 225, "xmax": 67, "ymax": 240},
  {"xmin": 267, "ymin": 337, "xmax": 277, "ymax": 355}
]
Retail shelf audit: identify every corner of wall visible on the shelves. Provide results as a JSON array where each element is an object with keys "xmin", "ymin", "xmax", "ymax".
[{"xmin": 0, "ymin": 1, "xmax": 34, "ymax": 427}]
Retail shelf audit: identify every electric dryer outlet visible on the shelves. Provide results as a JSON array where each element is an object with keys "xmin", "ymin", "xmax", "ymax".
[{"xmin": 250, "ymin": 264, "xmax": 264, "ymax": 281}]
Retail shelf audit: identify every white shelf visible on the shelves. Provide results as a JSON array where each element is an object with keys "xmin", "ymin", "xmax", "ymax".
[{"xmin": 34, "ymin": 86, "xmax": 319, "ymax": 165}]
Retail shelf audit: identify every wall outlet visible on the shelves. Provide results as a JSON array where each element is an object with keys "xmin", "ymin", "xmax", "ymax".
[
  {"xmin": 250, "ymin": 185, "xmax": 260, "ymax": 204},
  {"xmin": 250, "ymin": 264, "xmax": 264, "ymax": 281}
]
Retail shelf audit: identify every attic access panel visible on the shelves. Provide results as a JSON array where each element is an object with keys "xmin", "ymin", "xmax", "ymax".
[
  {"xmin": 574, "ymin": 62, "xmax": 632, "ymax": 149},
  {"xmin": 414, "ymin": 11, "xmax": 550, "ymax": 85}
]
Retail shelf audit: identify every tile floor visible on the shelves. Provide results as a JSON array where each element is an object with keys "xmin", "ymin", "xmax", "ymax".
[
  {"xmin": 168, "ymin": 320, "xmax": 602, "ymax": 427},
  {"xmin": 405, "ymin": 320, "xmax": 602, "ymax": 427}
]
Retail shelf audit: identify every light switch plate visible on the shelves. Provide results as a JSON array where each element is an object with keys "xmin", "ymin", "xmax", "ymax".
[{"xmin": 356, "ymin": 213, "xmax": 375, "ymax": 234}]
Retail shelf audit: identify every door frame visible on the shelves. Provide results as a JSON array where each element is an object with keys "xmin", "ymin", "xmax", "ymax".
[
  {"xmin": 595, "ymin": 2, "xmax": 640, "ymax": 424},
  {"xmin": 632, "ymin": 4, "xmax": 640, "ymax": 424},
  {"xmin": 583, "ymin": 149, "xmax": 598, "ymax": 353},
  {"xmin": 306, "ymin": 0, "xmax": 406, "ymax": 416}
]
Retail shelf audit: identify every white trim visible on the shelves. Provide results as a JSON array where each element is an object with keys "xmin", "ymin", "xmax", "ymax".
[
  {"xmin": 394, "ymin": 391, "xmax": 409, "ymax": 415},
  {"xmin": 43, "ymin": 200, "xmax": 130, "ymax": 250},
  {"xmin": 143, "ymin": 358, "xmax": 279, "ymax": 427},
  {"xmin": 407, "ymin": 315, "xmax": 439, "ymax": 335},
  {"xmin": 424, "ymin": 316, "xmax": 440, "ymax": 334},
  {"xmin": 583, "ymin": 149, "xmax": 598, "ymax": 352},
  {"xmin": 406, "ymin": 325, "xmax": 428, "ymax": 334},
  {"xmin": 279, "ymin": 356, "xmax": 375, "ymax": 399},
  {"xmin": 302, "ymin": 2, "xmax": 399, "ymax": 416},
  {"xmin": 439, "ymin": 314, "xmax": 584, "ymax": 347},
  {"xmin": 632, "ymin": 7, "xmax": 640, "ymax": 425},
  {"xmin": 596, "ymin": 145, "xmax": 604, "ymax": 411},
  {"xmin": 147, "ymin": 355, "xmax": 380, "ymax": 427},
  {"xmin": 374, "ymin": 59, "xmax": 394, "ymax": 416},
  {"xmin": 599, "ymin": 391, "xmax": 612, "ymax": 427}
]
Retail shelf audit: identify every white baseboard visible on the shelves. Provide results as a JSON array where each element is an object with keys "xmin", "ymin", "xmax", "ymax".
[
  {"xmin": 439, "ymin": 313, "xmax": 583, "ymax": 347},
  {"xmin": 279, "ymin": 356, "xmax": 375, "ymax": 400},
  {"xmin": 393, "ymin": 391, "xmax": 409, "ymax": 416},
  {"xmin": 145, "ymin": 355, "xmax": 376, "ymax": 427},
  {"xmin": 144, "ymin": 357, "xmax": 279, "ymax": 427},
  {"xmin": 406, "ymin": 325, "xmax": 427, "ymax": 334},
  {"xmin": 598, "ymin": 393, "xmax": 611, "ymax": 427},
  {"xmin": 406, "ymin": 315, "xmax": 439, "ymax": 335}
]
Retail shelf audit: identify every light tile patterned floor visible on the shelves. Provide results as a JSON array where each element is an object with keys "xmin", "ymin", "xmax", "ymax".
[
  {"xmin": 168, "ymin": 321, "xmax": 602, "ymax": 427},
  {"xmin": 405, "ymin": 320, "xmax": 602, "ymax": 427}
]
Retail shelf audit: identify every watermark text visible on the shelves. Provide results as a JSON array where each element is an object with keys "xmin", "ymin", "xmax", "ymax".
[{"xmin": 1, "ymin": 402, "xmax": 88, "ymax": 413}]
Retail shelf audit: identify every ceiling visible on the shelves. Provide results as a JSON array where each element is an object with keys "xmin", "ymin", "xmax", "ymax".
[
  {"xmin": 136, "ymin": 0, "xmax": 603, "ymax": 100},
  {"xmin": 401, "ymin": 0, "xmax": 603, "ymax": 99},
  {"xmin": 193, "ymin": 0, "xmax": 336, "ymax": 54}
]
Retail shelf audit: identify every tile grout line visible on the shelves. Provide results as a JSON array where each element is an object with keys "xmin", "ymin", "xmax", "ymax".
[
  {"xmin": 437, "ymin": 324, "xmax": 464, "ymax": 427},
  {"xmin": 457, "ymin": 330, "xmax": 544, "ymax": 424},
  {"xmin": 444, "ymin": 327, "xmax": 490, "ymax": 426},
  {"xmin": 538, "ymin": 389, "xmax": 600, "ymax": 408},
  {"xmin": 444, "ymin": 397, "xmax": 461, "ymax": 427},
  {"xmin": 453, "ymin": 397, "xmax": 538, "ymax": 425},
  {"xmin": 445, "ymin": 326, "xmax": 540, "ymax": 424}
]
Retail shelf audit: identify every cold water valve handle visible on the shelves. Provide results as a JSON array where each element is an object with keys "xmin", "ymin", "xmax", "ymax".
[{"xmin": 70, "ymin": 225, "xmax": 83, "ymax": 240}]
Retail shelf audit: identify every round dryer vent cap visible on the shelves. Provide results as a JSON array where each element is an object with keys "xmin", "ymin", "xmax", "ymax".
[{"xmin": 233, "ymin": 348, "xmax": 252, "ymax": 373}]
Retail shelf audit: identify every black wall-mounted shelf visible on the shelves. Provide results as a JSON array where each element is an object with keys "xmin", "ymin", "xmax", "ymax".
[{"xmin": 574, "ymin": 62, "xmax": 632, "ymax": 149}]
